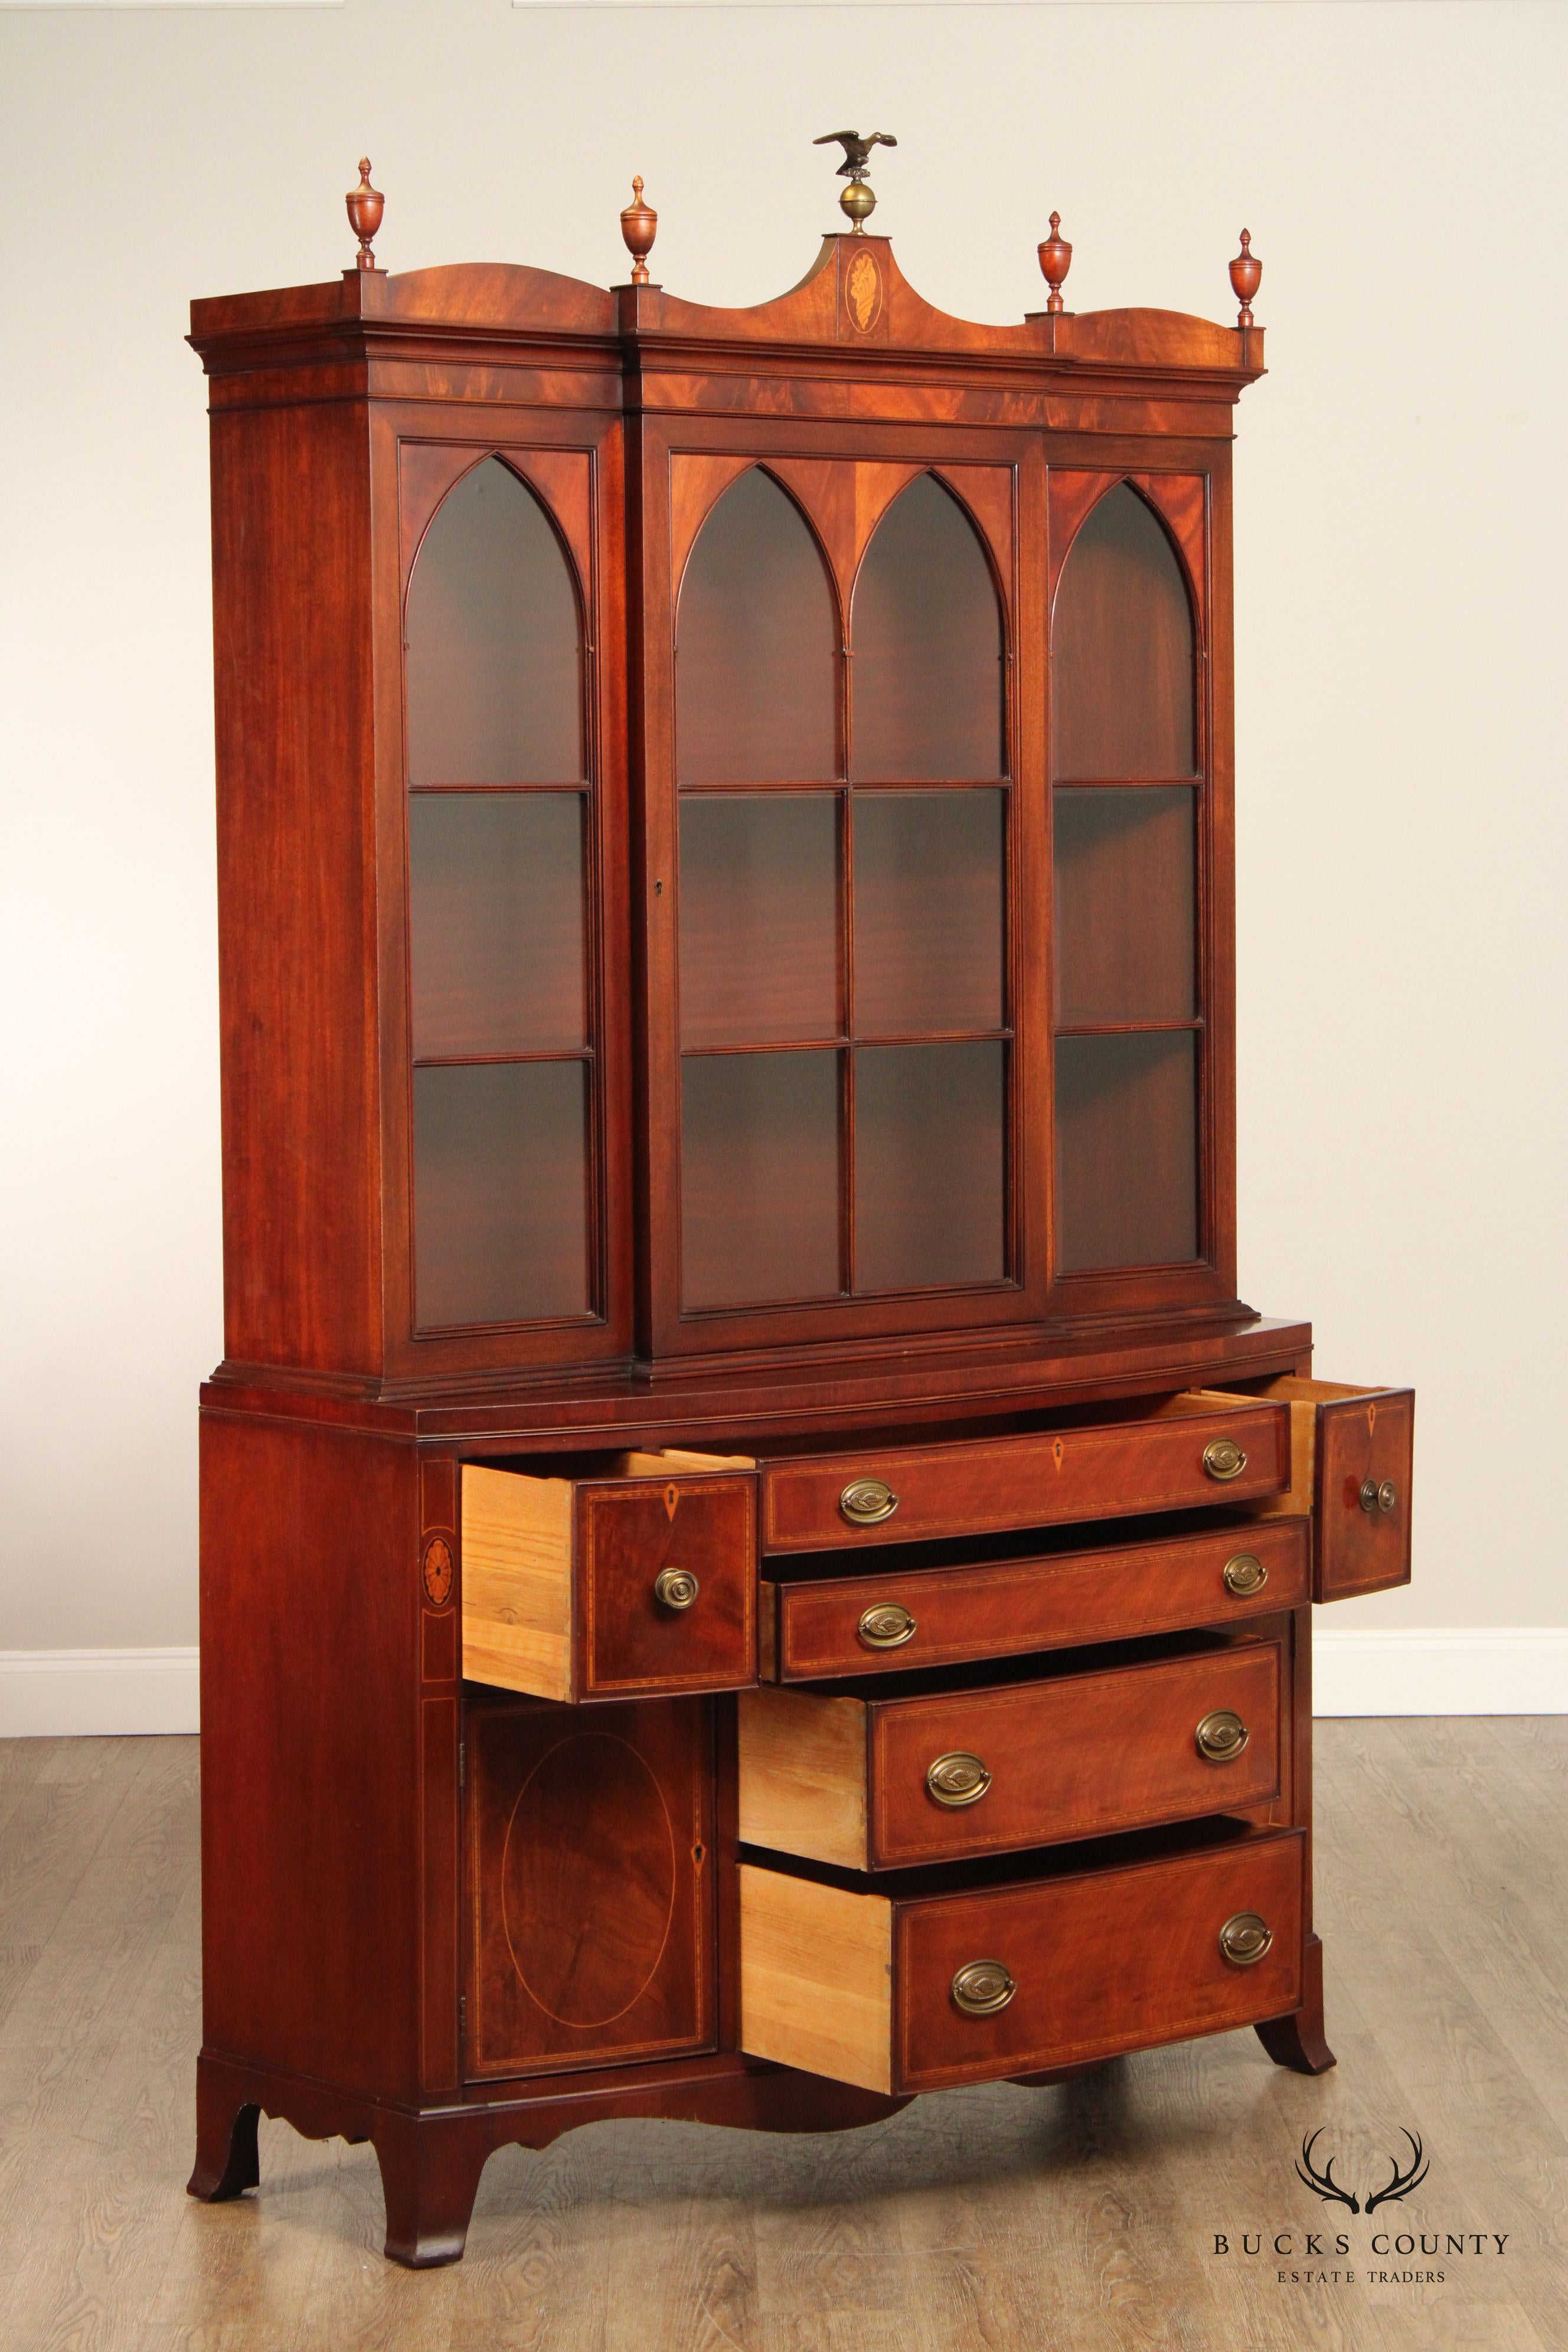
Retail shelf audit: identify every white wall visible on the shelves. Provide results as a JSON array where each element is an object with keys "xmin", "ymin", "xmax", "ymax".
[{"xmin": 2, "ymin": 1, "xmax": 1563, "ymax": 1720}]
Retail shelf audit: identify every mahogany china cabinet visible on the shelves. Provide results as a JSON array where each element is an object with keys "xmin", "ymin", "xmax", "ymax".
[{"xmin": 185, "ymin": 155, "xmax": 1413, "ymax": 2266}]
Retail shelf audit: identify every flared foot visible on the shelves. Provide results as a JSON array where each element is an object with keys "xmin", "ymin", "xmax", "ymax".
[
  {"xmin": 1256, "ymin": 1932, "xmax": 1337, "ymax": 2075},
  {"xmin": 188, "ymin": 2070, "xmax": 261, "ymax": 2201},
  {"xmin": 374, "ymin": 2111, "xmax": 492, "ymax": 2269}
]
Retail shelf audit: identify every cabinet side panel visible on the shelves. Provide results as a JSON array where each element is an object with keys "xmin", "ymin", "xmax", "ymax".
[
  {"xmin": 210, "ymin": 400, "xmax": 380, "ymax": 1374},
  {"xmin": 198, "ymin": 1415, "xmax": 420, "ymax": 2093}
]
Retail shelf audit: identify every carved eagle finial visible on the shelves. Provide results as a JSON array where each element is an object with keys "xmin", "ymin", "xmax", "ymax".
[
  {"xmin": 814, "ymin": 130, "xmax": 899, "ymax": 181},
  {"xmin": 814, "ymin": 131, "xmax": 897, "ymax": 234}
]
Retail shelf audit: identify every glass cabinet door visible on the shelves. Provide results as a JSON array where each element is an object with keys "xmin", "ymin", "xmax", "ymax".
[
  {"xmin": 674, "ymin": 465, "xmax": 1011, "ymax": 1317},
  {"xmin": 1049, "ymin": 479, "xmax": 1205, "ymax": 1276},
  {"xmin": 403, "ymin": 455, "xmax": 596, "ymax": 1332}
]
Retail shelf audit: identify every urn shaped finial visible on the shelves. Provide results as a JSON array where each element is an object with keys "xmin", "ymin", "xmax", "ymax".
[
  {"xmin": 346, "ymin": 158, "xmax": 384, "ymax": 273},
  {"xmin": 1037, "ymin": 211, "xmax": 1072, "ymax": 312},
  {"xmin": 1229, "ymin": 228, "xmax": 1262, "ymax": 327},
  {"xmin": 620, "ymin": 177, "xmax": 658, "ymax": 285}
]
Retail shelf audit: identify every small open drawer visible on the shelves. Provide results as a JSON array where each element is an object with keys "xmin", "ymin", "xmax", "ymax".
[
  {"xmin": 462, "ymin": 1449, "xmax": 757, "ymax": 1703},
  {"xmin": 739, "ymin": 1827, "xmax": 1304, "ymax": 2095},
  {"xmin": 739, "ymin": 1637, "xmax": 1286, "ymax": 1870},
  {"xmin": 1194, "ymin": 1377, "xmax": 1413, "ymax": 1602}
]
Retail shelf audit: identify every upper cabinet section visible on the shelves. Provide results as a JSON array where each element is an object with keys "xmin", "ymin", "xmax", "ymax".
[{"xmin": 192, "ymin": 210, "xmax": 1261, "ymax": 1395}]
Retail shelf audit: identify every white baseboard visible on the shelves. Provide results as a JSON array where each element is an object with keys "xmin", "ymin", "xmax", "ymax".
[
  {"xmin": 1312, "ymin": 1627, "xmax": 1568, "ymax": 1717},
  {"xmin": 0, "ymin": 1648, "xmax": 200, "ymax": 1738},
  {"xmin": 0, "ymin": 1634, "xmax": 1563, "ymax": 1737}
]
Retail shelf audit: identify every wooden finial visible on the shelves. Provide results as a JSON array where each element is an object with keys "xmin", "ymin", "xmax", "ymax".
[
  {"xmin": 620, "ymin": 176, "xmax": 658, "ymax": 286},
  {"xmin": 1037, "ymin": 211, "xmax": 1072, "ymax": 313},
  {"xmin": 346, "ymin": 158, "xmax": 384, "ymax": 273},
  {"xmin": 1229, "ymin": 228, "xmax": 1261, "ymax": 327}
]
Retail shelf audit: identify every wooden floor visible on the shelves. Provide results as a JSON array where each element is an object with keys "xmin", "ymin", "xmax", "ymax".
[{"xmin": 2, "ymin": 1721, "xmax": 1564, "ymax": 2350}]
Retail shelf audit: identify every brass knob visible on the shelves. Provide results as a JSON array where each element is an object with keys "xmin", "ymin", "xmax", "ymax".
[
  {"xmin": 1223, "ymin": 1551, "xmax": 1268, "ymax": 1597},
  {"xmin": 840, "ymin": 1478, "xmax": 899, "ymax": 1526},
  {"xmin": 653, "ymin": 1567, "xmax": 699, "ymax": 1611},
  {"xmin": 925, "ymin": 1752, "xmax": 991, "ymax": 1808},
  {"xmin": 858, "ymin": 1601, "xmax": 916, "ymax": 1650},
  {"xmin": 1195, "ymin": 1710, "xmax": 1250, "ymax": 1762},
  {"xmin": 1203, "ymin": 1438, "xmax": 1248, "ymax": 1482},
  {"xmin": 1378, "ymin": 1480, "xmax": 1397, "ymax": 1514},
  {"xmin": 951, "ymin": 1959, "xmax": 1015, "ymax": 2016},
  {"xmin": 1219, "ymin": 1911, "xmax": 1273, "ymax": 1967}
]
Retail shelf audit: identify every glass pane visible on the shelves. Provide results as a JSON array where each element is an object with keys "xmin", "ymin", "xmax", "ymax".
[
  {"xmin": 853, "ymin": 790, "xmax": 1004, "ymax": 1037},
  {"xmin": 1055, "ymin": 1032, "xmax": 1198, "ymax": 1272},
  {"xmin": 852, "ymin": 476, "xmax": 1004, "ymax": 781},
  {"xmin": 854, "ymin": 1042, "xmax": 1005, "ymax": 1292},
  {"xmin": 413, "ymin": 1061, "xmax": 590, "ymax": 1326},
  {"xmin": 1053, "ymin": 484, "xmax": 1196, "ymax": 780},
  {"xmin": 680, "ymin": 795, "xmax": 841, "ymax": 1048},
  {"xmin": 677, "ymin": 469, "xmax": 839, "ymax": 785},
  {"xmin": 410, "ymin": 793, "xmax": 586, "ymax": 1057},
  {"xmin": 681, "ymin": 1050, "xmax": 841, "ymax": 1308},
  {"xmin": 406, "ymin": 458, "xmax": 583, "ymax": 785},
  {"xmin": 1054, "ymin": 788, "xmax": 1195, "ymax": 1026}
]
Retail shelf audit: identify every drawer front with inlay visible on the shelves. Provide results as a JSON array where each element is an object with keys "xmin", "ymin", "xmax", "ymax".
[
  {"xmin": 765, "ymin": 1518, "xmax": 1309, "ymax": 1682},
  {"xmin": 759, "ymin": 1400, "xmax": 1288, "ymax": 1554},
  {"xmin": 739, "ymin": 1828, "xmax": 1305, "ymax": 2095},
  {"xmin": 462, "ymin": 1449, "xmax": 757, "ymax": 1703},
  {"xmin": 739, "ymin": 1639, "xmax": 1285, "ymax": 1870}
]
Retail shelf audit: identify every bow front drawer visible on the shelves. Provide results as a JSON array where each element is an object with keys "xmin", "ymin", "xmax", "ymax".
[
  {"xmin": 739, "ymin": 1827, "xmax": 1304, "ymax": 2095},
  {"xmin": 462, "ymin": 1448, "xmax": 757, "ymax": 1703},
  {"xmin": 759, "ymin": 1398, "xmax": 1289, "ymax": 1553},
  {"xmin": 740, "ymin": 1638, "xmax": 1285, "ymax": 1870},
  {"xmin": 763, "ymin": 1517, "xmax": 1308, "ymax": 1681}
]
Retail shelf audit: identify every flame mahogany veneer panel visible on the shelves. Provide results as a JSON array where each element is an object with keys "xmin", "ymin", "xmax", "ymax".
[{"xmin": 467, "ymin": 1697, "xmax": 714, "ymax": 2077}]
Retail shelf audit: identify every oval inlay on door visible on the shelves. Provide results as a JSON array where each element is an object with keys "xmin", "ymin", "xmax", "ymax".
[{"xmin": 502, "ymin": 1733, "xmax": 677, "ymax": 2026}]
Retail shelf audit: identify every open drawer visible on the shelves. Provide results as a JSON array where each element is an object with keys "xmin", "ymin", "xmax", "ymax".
[
  {"xmin": 739, "ymin": 1637, "xmax": 1286, "ymax": 1870},
  {"xmin": 739, "ymin": 1827, "xmax": 1304, "ymax": 2095},
  {"xmin": 462, "ymin": 1448, "xmax": 757, "ymax": 1702},
  {"xmin": 757, "ymin": 1396, "xmax": 1289, "ymax": 1554},
  {"xmin": 1195, "ymin": 1377, "xmax": 1413, "ymax": 1602}
]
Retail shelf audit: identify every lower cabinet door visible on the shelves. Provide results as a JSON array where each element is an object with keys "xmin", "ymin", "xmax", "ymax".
[
  {"xmin": 739, "ymin": 1828, "xmax": 1304, "ymax": 2095},
  {"xmin": 466, "ymin": 1696, "xmax": 715, "ymax": 2078}
]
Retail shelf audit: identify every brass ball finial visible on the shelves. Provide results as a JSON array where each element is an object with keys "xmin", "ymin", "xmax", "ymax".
[
  {"xmin": 346, "ymin": 157, "xmax": 384, "ymax": 273},
  {"xmin": 1229, "ymin": 228, "xmax": 1262, "ymax": 327},
  {"xmin": 620, "ymin": 175, "xmax": 658, "ymax": 286},
  {"xmin": 1037, "ymin": 211, "xmax": 1072, "ymax": 312},
  {"xmin": 814, "ymin": 131, "xmax": 898, "ymax": 236}
]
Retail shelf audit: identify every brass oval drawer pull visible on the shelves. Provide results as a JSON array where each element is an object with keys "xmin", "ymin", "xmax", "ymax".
[
  {"xmin": 1195, "ymin": 1709, "xmax": 1250, "ymax": 1762},
  {"xmin": 1223, "ymin": 1551, "xmax": 1268, "ymax": 1597},
  {"xmin": 653, "ymin": 1567, "xmax": 700, "ymax": 1611},
  {"xmin": 1203, "ymin": 1437, "xmax": 1248, "ymax": 1482},
  {"xmin": 1361, "ymin": 1478, "xmax": 1399, "ymax": 1515},
  {"xmin": 1219, "ymin": 1911, "xmax": 1273, "ymax": 1967},
  {"xmin": 841, "ymin": 1478, "xmax": 899, "ymax": 1526},
  {"xmin": 925, "ymin": 1751, "xmax": 991, "ymax": 1808},
  {"xmin": 951, "ymin": 1959, "xmax": 1015, "ymax": 2016},
  {"xmin": 858, "ymin": 1600, "xmax": 916, "ymax": 1649}
]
